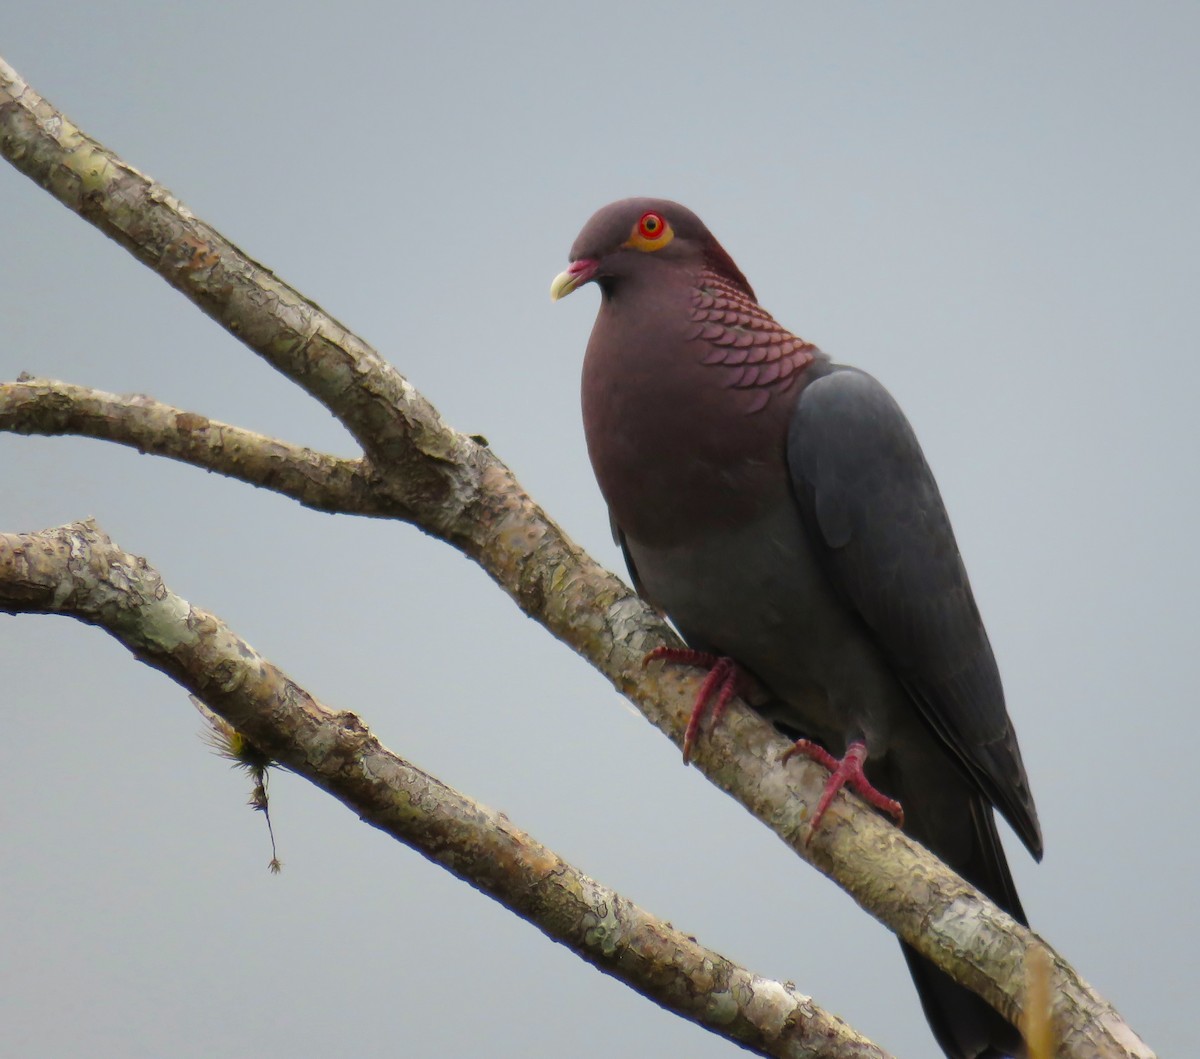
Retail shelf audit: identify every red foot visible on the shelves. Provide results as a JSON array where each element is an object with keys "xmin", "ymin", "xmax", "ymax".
[
  {"xmin": 781, "ymin": 739, "xmax": 905, "ymax": 840},
  {"xmin": 643, "ymin": 647, "xmax": 740, "ymax": 764}
]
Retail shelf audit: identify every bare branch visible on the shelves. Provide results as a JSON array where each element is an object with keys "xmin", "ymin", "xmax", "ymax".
[
  {"xmin": 0, "ymin": 376, "xmax": 389, "ymax": 516},
  {"xmin": 0, "ymin": 56, "xmax": 1155, "ymax": 1058},
  {"xmin": 0, "ymin": 57, "xmax": 467, "ymax": 510},
  {"xmin": 0, "ymin": 520, "xmax": 891, "ymax": 1059}
]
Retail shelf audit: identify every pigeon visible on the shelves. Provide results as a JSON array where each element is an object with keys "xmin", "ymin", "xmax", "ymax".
[{"xmin": 551, "ymin": 197, "xmax": 1042, "ymax": 1059}]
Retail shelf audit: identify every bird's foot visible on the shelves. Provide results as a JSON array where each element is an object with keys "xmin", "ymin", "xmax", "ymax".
[
  {"xmin": 643, "ymin": 647, "xmax": 741, "ymax": 765},
  {"xmin": 781, "ymin": 739, "xmax": 905, "ymax": 840}
]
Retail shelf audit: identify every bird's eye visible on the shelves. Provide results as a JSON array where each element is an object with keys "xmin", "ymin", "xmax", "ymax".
[
  {"xmin": 638, "ymin": 212, "xmax": 666, "ymax": 240},
  {"xmin": 623, "ymin": 211, "xmax": 675, "ymax": 252}
]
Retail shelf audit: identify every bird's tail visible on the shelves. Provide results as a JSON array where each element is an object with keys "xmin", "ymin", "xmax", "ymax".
[{"xmin": 901, "ymin": 794, "xmax": 1026, "ymax": 1059}]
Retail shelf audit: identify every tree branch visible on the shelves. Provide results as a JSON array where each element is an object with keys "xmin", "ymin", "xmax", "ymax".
[
  {"xmin": 0, "ymin": 520, "xmax": 890, "ymax": 1059},
  {"xmin": 0, "ymin": 375, "xmax": 390, "ymax": 515},
  {"xmin": 0, "ymin": 55, "xmax": 1154, "ymax": 1058}
]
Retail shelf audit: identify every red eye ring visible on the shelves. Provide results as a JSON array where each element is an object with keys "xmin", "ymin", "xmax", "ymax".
[{"xmin": 638, "ymin": 211, "xmax": 666, "ymax": 240}]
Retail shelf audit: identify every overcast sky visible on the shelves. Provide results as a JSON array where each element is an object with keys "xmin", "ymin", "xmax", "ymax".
[{"xmin": 2, "ymin": 4, "xmax": 1195, "ymax": 1056}]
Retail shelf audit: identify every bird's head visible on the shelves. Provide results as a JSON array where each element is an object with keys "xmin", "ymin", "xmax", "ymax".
[{"xmin": 550, "ymin": 197, "xmax": 755, "ymax": 303}]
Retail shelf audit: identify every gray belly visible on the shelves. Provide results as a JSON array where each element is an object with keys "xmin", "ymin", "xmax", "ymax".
[{"xmin": 625, "ymin": 498, "xmax": 908, "ymax": 753}]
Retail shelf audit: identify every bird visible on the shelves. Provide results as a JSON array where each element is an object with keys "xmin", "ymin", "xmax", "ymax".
[{"xmin": 551, "ymin": 197, "xmax": 1042, "ymax": 1059}]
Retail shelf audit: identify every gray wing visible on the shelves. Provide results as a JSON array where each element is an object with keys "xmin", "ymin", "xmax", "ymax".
[{"xmin": 787, "ymin": 366, "xmax": 1042, "ymax": 858}]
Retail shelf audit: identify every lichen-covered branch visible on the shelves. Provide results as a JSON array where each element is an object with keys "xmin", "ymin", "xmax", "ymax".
[
  {"xmin": 0, "ymin": 55, "xmax": 1154, "ymax": 1058},
  {"xmin": 0, "ymin": 59, "xmax": 467, "ymax": 513},
  {"xmin": 0, "ymin": 375, "xmax": 389, "ymax": 515},
  {"xmin": 0, "ymin": 520, "xmax": 890, "ymax": 1059}
]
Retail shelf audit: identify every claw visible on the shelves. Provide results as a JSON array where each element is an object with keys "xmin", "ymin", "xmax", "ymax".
[
  {"xmin": 644, "ymin": 647, "xmax": 740, "ymax": 764},
  {"xmin": 782, "ymin": 739, "xmax": 904, "ymax": 840}
]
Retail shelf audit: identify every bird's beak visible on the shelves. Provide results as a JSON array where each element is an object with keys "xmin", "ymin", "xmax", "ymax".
[{"xmin": 550, "ymin": 258, "xmax": 600, "ymax": 301}]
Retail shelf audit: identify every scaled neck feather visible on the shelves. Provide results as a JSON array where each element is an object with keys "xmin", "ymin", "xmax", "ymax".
[{"xmin": 702, "ymin": 236, "xmax": 756, "ymax": 302}]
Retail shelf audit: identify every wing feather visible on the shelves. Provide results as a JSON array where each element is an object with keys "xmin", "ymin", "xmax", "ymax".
[{"xmin": 787, "ymin": 367, "xmax": 1042, "ymax": 857}]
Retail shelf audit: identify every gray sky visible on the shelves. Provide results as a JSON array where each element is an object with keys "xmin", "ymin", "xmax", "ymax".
[{"xmin": 2, "ymin": 3, "xmax": 1195, "ymax": 1056}]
